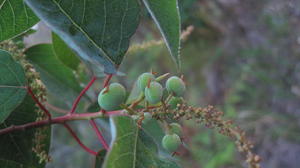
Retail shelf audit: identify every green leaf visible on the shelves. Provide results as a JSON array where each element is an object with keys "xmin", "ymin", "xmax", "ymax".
[
  {"xmin": 25, "ymin": 0, "xmax": 141, "ymax": 74},
  {"xmin": 0, "ymin": 94, "xmax": 51, "ymax": 168},
  {"xmin": 0, "ymin": 50, "xmax": 27, "ymax": 123},
  {"xmin": 103, "ymin": 116, "xmax": 181, "ymax": 168},
  {"xmin": 93, "ymin": 149, "xmax": 107, "ymax": 168},
  {"xmin": 0, "ymin": 0, "xmax": 39, "ymax": 41},
  {"xmin": 25, "ymin": 44, "xmax": 83, "ymax": 104},
  {"xmin": 142, "ymin": 0, "xmax": 181, "ymax": 68},
  {"xmin": 52, "ymin": 33, "xmax": 80, "ymax": 70}
]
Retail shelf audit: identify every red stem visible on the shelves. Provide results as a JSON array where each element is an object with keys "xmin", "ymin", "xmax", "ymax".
[
  {"xmin": 27, "ymin": 87, "xmax": 51, "ymax": 119},
  {"xmin": 0, "ymin": 111, "xmax": 104, "ymax": 135},
  {"xmin": 103, "ymin": 74, "xmax": 113, "ymax": 88},
  {"xmin": 70, "ymin": 76, "xmax": 97, "ymax": 114},
  {"xmin": 64, "ymin": 123, "xmax": 98, "ymax": 156},
  {"xmin": 89, "ymin": 119, "xmax": 109, "ymax": 150}
]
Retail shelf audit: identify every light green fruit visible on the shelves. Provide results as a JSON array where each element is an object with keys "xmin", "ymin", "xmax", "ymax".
[
  {"xmin": 166, "ymin": 76, "xmax": 186, "ymax": 97},
  {"xmin": 142, "ymin": 112, "xmax": 152, "ymax": 124},
  {"xmin": 169, "ymin": 123, "xmax": 183, "ymax": 136},
  {"xmin": 98, "ymin": 83, "xmax": 126, "ymax": 111},
  {"xmin": 168, "ymin": 96, "xmax": 183, "ymax": 109},
  {"xmin": 137, "ymin": 72, "xmax": 155, "ymax": 91},
  {"xmin": 162, "ymin": 134, "xmax": 181, "ymax": 152},
  {"xmin": 145, "ymin": 81, "xmax": 163, "ymax": 104}
]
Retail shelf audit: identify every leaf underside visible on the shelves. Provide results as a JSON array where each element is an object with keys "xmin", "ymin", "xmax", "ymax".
[
  {"xmin": 142, "ymin": 0, "xmax": 181, "ymax": 68},
  {"xmin": 102, "ymin": 116, "xmax": 181, "ymax": 168},
  {"xmin": 0, "ymin": 50, "xmax": 27, "ymax": 123},
  {"xmin": 52, "ymin": 32, "xmax": 80, "ymax": 70},
  {"xmin": 0, "ymin": 0, "xmax": 39, "ymax": 42},
  {"xmin": 25, "ymin": 44, "xmax": 83, "ymax": 104},
  {"xmin": 0, "ymin": 94, "xmax": 51, "ymax": 168},
  {"xmin": 25, "ymin": 0, "xmax": 141, "ymax": 74}
]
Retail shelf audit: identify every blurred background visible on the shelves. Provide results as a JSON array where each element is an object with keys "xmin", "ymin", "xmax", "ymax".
[{"xmin": 29, "ymin": 0, "xmax": 300, "ymax": 168}]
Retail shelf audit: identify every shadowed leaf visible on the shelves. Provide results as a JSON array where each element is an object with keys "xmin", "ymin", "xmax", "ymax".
[
  {"xmin": 142, "ymin": 0, "xmax": 181, "ymax": 68},
  {"xmin": 0, "ymin": 0, "xmax": 39, "ymax": 41},
  {"xmin": 0, "ymin": 50, "xmax": 27, "ymax": 123},
  {"xmin": 103, "ymin": 116, "xmax": 181, "ymax": 168},
  {"xmin": 25, "ymin": 0, "xmax": 140, "ymax": 74}
]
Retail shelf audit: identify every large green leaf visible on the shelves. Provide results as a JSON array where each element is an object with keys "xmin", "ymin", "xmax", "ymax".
[
  {"xmin": 103, "ymin": 116, "xmax": 181, "ymax": 168},
  {"xmin": 142, "ymin": 0, "xmax": 181, "ymax": 68},
  {"xmin": 25, "ymin": 0, "xmax": 141, "ymax": 74},
  {"xmin": 94, "ymin": 149, "xmax": 107, "ymax": 168},
  {"xmin": 0, "ymin": 0, "xmax": 38, "ymax": 41},
  {"xmin": 0, "ymin": 50, "xmax": 27, "ymax": 123},
  {"xmin": 52, "ymin": 33, "xmax": 80, "ymax": 71},
  {"xmin": 25, "ymin": 44, "xmax": 83, "ymax": 105},
  {"xmin": 0, "ymin": 94, "xmax": 51, "ymax": 168}
]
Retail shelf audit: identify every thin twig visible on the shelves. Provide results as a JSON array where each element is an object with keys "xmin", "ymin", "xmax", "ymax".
[
  {"xmin": 45, "ymin": 102, "xmax": 69, "ymax": 114},
  {"xmin": 70, "ymin": 76, "xmax": 97, "ymax": 114},
  {"xmin": 27, "ymin": 86, "xmax": 51, "ymax": 119},
  {"xmin": 0, "ymin": 111, "xmax": 104, "ymax": 135},
  {"xmin": 64, "ymin": 123, "xmax": 98, "ymax": 155},
  {"xmin": 89, "ymin": 119, "xmax": 109, "ymax": 150}
]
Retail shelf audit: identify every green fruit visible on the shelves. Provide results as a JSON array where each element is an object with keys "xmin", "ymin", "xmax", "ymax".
[
  {"xmin": 166, "ymin": 76, "xmax": 186, "ymax": 97},
  {"xmin": 169, "ymin": 123, "xmax": 183, "ymax": 136},
  {"xmin": 142, "ymin": 112, "xmax": 152, "ymax": 124},
  {"xmin": 137, "ymin": 72, "xmax": 155, "ymax": 91},
  {"xmin": 168, "ymin": 96, "xmax": 183, "ymax": 109},
  {"xmin": 145, "ymin": 81, "xmax": 163, "ymax": 104},
  {"xmin": 98, "ymin": 83, "xmax": 126, "ymax": 111},
  {"xmin": 162, "ymin": 134, "xmax": 181, "ymax": 152}
]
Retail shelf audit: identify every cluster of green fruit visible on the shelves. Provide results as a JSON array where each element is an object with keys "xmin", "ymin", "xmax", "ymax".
[{"xmin": 97, "ymin": 72, "xmax": 186, "ymax": 153}]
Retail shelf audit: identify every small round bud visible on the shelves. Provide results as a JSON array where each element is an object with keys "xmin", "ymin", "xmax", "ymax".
[
  {"xmin": 168, "ymin": 97, "xmax": 183, "ymax": 109},
  {"xmin": 166, "ymin": 76, "xmax": 186, "ymax": 97},
  {"xmin": 137, "ymin": 72, "xmax": 155, "ymax": 91},
  {"xmin": 169, "ymin": 123, "xmax": 183, "ymax": 136},
  {"xmin": 145, "ymin": 81, "xmax": 163, "ymax": 104},
  {"xmin": 98, "ymin": 83, "xmax": 126, "ymax": 111},
  {"xmin": 162, "ymin": 134, "xmax": 181, "ymax": 152}
]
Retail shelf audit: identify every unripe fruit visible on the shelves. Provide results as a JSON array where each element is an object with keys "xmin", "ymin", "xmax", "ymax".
[
  {"xmin": 145, "ymin": 81, "xmax": 163, "ymax": 104},
  {"xmin": 169, "ymin": 123, "xmax": 183, "ymax": 136},
  {"xmin": 142, "ymin": 112, "xmax": 152, "ymax": 124},
  {"xmin": 166, "ymin": 76, "xmax": 186, "ymax": 97},
  {"xmin": 98, "ymin": 83, "xmax": 126, "ymax": 111},
  {"xmin": 137, "ymin": 72, "xmax": 155, "ymax": 91},
  {"xmin": 162, "ymin": 134, "xmax": 181, "ymax": 152},
  {"xmin": 168, "ymin": 96, "xmax": 183, "ymax": 109}
]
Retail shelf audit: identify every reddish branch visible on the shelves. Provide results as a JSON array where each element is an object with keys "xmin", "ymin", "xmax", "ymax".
[
  {"xmin": 69, "ymin": 76, "xmax": 97, "ymax": 114},
  {"xmin": 0, "ymin": 112, "xmax": 104, "ymax": 135},
  {"xmin": 27, "ymin": 86, "xmax": 52, "ymax": 119},
  {"xmin": 89, "ymin": 119, "xmax": 109, "ymax": 150},
  {"xmin": 64, "ymin": 123, "xmax": 98, "ymax": 156},
  {"xmin": 103, "ymin": 74, "xmax": 113, "ymax": 88}
]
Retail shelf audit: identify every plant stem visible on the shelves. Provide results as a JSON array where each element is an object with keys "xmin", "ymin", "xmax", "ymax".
[
  {"xmin": 103, "ymin": 74, "xmax": 113, "ymax": 88},
  {"xmin": 70, "ymin": 76, "xmax": 97, "ymax": 114},
  {"xmin": 0, "ymin": 112, "xmax": 104, "ymax": 135},
  {"xmin": 64, "ymin": 123, "xmax": 98, "ymax": 156},
  {"xmin": 89, "ymin": 119, "xmax": 109, "ymax": 150},
  {"xmin": 27, "ymin": 86, "xmax": 52, "ymax": 119}
]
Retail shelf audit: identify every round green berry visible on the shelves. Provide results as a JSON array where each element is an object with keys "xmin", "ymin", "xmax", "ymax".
[
  {"xmin": 145, "ymin": 81, "xmax": 163, "ymax": 104},
  {"xmin": 168, "ymin": 96, "xmax": 183, "ymax": 109},
  {"xmin": 142, "ymin": 112, "xmax": 152, "ymax": 124},
  {"xmin": 166, "ymin": 76, "xmax": 186, "ymax": 97},
  {"xmin": 98, "ymin": 83, "xmax": 126, "ymax": 111},
  {"xmin": 169, "ymin": 123, "xmax": 183, "ymax": 136},
  {"xmin": 162, "ymin": 134, "xmax": 181, "ymax": 152},
  {"xmin": 137, "ymin": 72, "xmax": 155, "ymax": 91}
]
